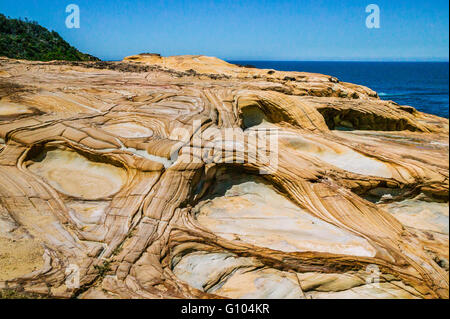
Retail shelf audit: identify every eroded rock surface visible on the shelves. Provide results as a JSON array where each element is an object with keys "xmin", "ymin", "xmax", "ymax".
[
  {"xmin": 0, "ymin": 55, "xmax": 448, "ymax": 299},
  {"xmin": 194, "ymin": 169, "xmax": 377, "ymax": 257}
]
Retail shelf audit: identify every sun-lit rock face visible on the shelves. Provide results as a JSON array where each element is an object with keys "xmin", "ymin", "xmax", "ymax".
[
  {"xmin": 28, "ymin": 147, "xmax": 128, "ymax": 200},
  {"xmin": 194, "ymin": 169, "xmax": 377, "ymax": 257},
  {"xmin": 173, "ymin": 252, "xmax": 305, "ymax": 298},
  {"xmin": 380, "ymin": 195, "xmax": 449, "ymax": 235},
  {"xmin": 0, "ymin": 237, "xmax": 44, "ymax": 282},
  {"xmin": 0, "ymin": 101, "xmax": 37, "ymax": 118},
  {"xmin": 102, "ymin": 122, "xmax": 154, "ymax": 138},
  {"xmin": 0, "ymin": 55, "xmax": 448, "ymax": 299}
]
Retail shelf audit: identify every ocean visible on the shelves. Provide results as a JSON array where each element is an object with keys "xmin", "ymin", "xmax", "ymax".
[{"xmin": 229, "ymin": 61, "xmax": 449, "ymax": 119}]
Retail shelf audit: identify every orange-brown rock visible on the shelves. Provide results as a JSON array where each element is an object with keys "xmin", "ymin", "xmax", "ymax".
[{"xmin": 0, "ymin": 54, "xmax": 448, "ymax": 299}]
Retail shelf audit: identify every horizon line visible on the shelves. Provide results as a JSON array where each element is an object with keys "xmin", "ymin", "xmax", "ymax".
[
  {"xmin": 226, "ymin": 59, "xmax": 450, "ymax": 62},
  {"xmin": 104, "ymin": 57, "xmax": 449, "ymax": 63}
]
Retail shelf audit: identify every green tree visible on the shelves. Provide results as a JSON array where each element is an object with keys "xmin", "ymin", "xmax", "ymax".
[{"xmin": 0, "ymin": 13, "xmax": 99, "ymax": 62}]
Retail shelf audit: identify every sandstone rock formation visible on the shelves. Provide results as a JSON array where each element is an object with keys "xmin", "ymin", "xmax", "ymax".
[{"xmin": 0, "ymin": 54, "xmax": 448, "ymax": 299}]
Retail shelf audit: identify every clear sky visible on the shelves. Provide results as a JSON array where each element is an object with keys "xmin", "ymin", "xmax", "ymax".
[{"xmin": 1, "ymin": 0, "xmax": 448, "ymax": 61}]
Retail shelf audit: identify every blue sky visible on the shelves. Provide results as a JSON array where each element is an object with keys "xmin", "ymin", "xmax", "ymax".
[{"xmin": 1, "ymin": 0, "xmax": 448, "ymax": 61}]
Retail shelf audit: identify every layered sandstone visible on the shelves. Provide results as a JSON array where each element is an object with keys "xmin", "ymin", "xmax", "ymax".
[{"xmin": 0, "ymin": 54, "xmax": 448, "ymax": 299}]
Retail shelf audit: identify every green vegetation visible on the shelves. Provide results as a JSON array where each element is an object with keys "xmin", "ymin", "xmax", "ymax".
[
  {"xmin": 94, "ymin": 260, "xmax": 111, "ymax": 278},
  {"xmin": 0, "ymin": 13, "xmax": 99, "ymax": 61},
  {"xmin": 0, "ymin": 288, "xmax": 48, "ymax": 299}
]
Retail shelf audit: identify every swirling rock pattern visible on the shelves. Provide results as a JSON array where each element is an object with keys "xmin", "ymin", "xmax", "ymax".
[{"xmin": 0, "ymin": 55, "xmax": 448, "ymax": 299}]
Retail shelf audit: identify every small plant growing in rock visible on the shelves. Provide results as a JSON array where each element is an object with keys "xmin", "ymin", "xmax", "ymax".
[{"xmin": 94, "ymin": 260, "xmax": 112, "ymax": 278}]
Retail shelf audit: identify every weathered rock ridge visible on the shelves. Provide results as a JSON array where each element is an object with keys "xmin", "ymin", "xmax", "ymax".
[{"xmin": 0, "ymin": 54, "xmax": 448, "ymax": 299}]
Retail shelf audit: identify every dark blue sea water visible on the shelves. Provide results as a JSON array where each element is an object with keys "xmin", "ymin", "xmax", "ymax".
[{"xmin": 229, "ymin": 61, "xmax": 449, "ymax": 119}]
